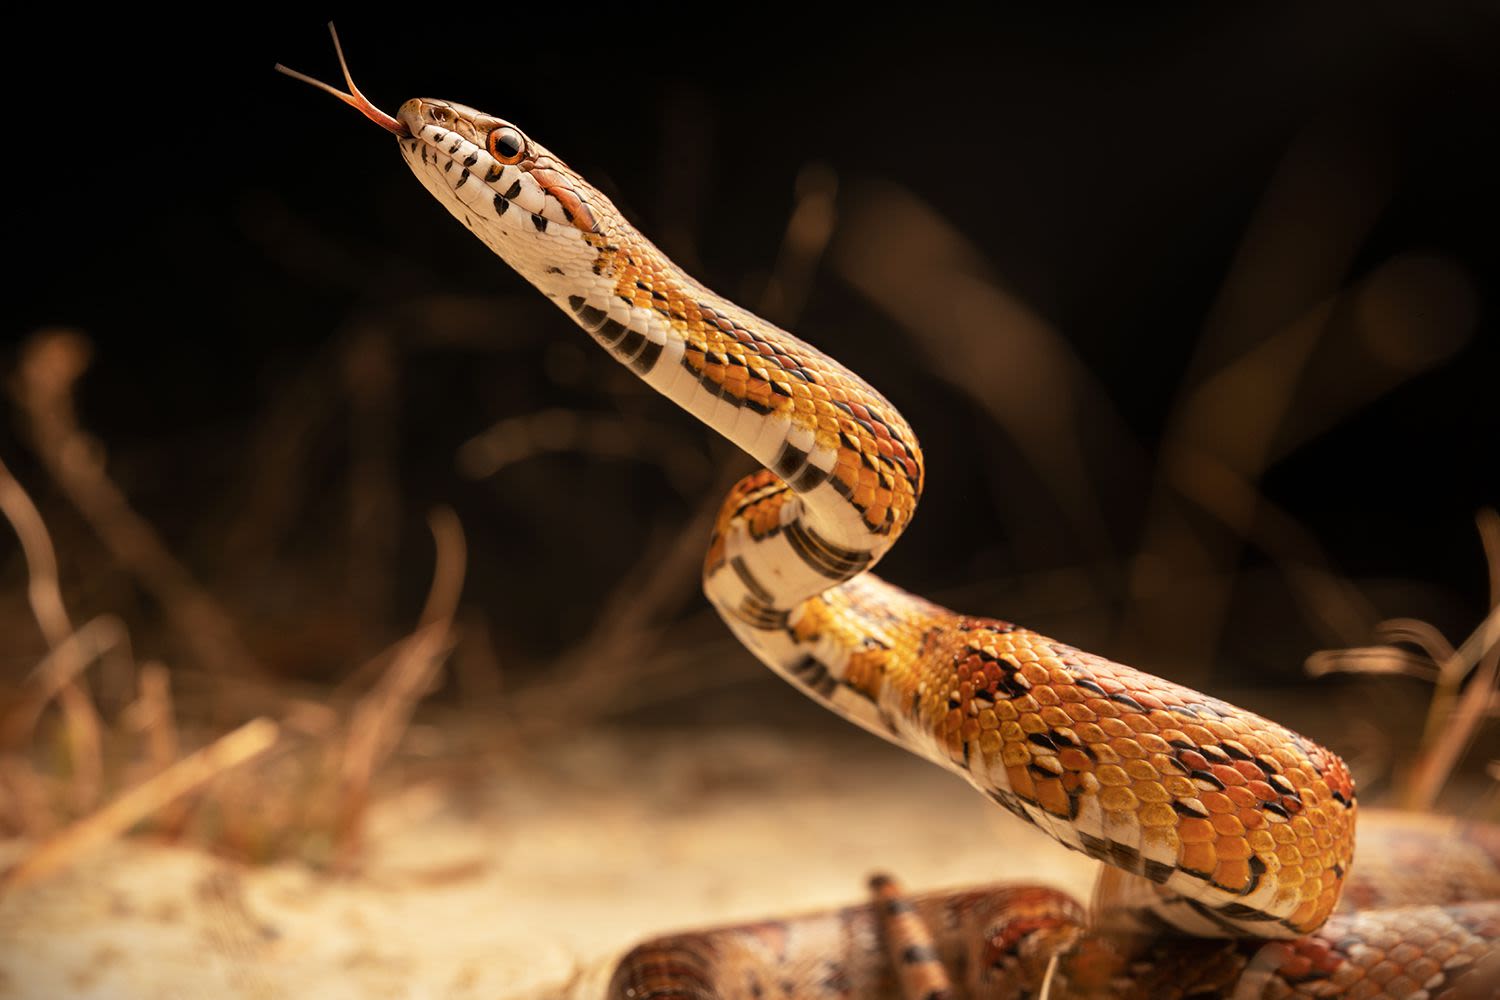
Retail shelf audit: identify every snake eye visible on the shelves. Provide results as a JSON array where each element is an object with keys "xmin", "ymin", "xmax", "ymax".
[{"xmin": 487, "ymin": 126, "xmax": 527, "ymax": 164}]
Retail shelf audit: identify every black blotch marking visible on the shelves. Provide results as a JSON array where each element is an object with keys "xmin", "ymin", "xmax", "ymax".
[
  {"xmin": 493, "ymin": 193, "xmax": 509, "ymax": 217},
  {"xmin": 631, "ymin": 340, "xmax": 663, "ymax": 375},
  {"xmin": 595, "ymin": 318, "xmax": 628, "ymax": 346},
  {"xmin": 730, "ymin": 557, "xmax": 773, "ymax": 603},
  {"xmin": 773, "ymin": 442, "xmax": 808, "ymax": 479},
  {"xmin": 791, "ymin": 463, "xmax": 830, "ymax": 493},
  {"xmin": 504, "ymin": 180, "xmax": 523, "ymax": 199},
  {"xmin": 615, "ymin": 328, "xmax": 646, "ymax": 359},
  {"xmin": 902, "ymin": 945, "xmax": 937, "ymax": 965},
  {"xmin": 531, "ymin": 215, "xmax": 548, "ymax": 232}
]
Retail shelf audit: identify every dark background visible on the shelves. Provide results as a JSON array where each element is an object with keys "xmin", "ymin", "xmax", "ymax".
[{"xmin": 5, "ymin": 8, "xmax": 1497, "ymax": 783}]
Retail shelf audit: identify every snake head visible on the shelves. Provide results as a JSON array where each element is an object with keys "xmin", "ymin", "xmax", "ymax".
[
  {"xmin": 396, "ymin": 98, "xmax": 607, "ymax": 240},
  {"xmin": 278, "ymin": 24, "xmax": 614, "ymax": 299}
]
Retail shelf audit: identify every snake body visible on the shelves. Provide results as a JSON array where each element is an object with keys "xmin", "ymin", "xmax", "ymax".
[
  {"xmin": 392, "ymin": 95, "xmax": 1356, "ymax": 936},
  {"xmin": 282, "ymin": 46, "xmax": 1500, "ymax": 995}
]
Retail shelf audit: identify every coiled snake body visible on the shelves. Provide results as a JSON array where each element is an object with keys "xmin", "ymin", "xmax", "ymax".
[{"xmin": 281, "ymin": 38, "xmax": 1500, "ymax": 998}]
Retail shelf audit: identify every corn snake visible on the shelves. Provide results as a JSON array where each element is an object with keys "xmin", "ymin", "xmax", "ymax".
[{"xmin": 279, "ymin": 32, "xmax": 1500, "ymax": 999}]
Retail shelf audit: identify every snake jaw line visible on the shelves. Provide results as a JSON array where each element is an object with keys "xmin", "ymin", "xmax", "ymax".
[{"xmin": 274, "ymin": 23, "xmax": 409, "ymax": 138}]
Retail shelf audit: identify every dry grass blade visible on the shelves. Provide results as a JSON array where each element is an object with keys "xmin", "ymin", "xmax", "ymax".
[
  {"xmin": 833, "ymin": 181, "xmax": 1126, "ymax": 561},
  {"xmin": 760, "ymin": 163, "xmax": 839, "ymax": 325},
  {"xmin": 0, "ymin": 717, "xmax": 279, "ymax": 893},
  {"xmin": 12, "ymin": 331, "xmax": 265, "ymax": 680},
  {"xmin": 1377, "ymin": 617, "xmax": 1459, "ymax": 666},
  {"xmin": 1304, "ymin": 646, "xmax": 1440, "ymax": 682},
  {"xmin": 1404, "ymin": 510, "xmax": 1500, "ymax": 809},
  {"xmin": 0, "ymin": 452, "xmax": 104, "ymax": 809},
  {"xmin": 456, "ymin": 408, "xmax": 708, "ymax": 493},
  {"xmin": 1171, "ymin": 449, "xmax": 1378, "ymax": 646},
  {"xmin": 334, "ymin": 507, "xmax": 465, "ymax": 863},
  {"xmin": 0, "ymin": 615, "xmax": 127, "ymax": 749}
]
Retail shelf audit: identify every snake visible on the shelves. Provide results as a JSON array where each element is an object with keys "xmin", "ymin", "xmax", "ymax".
[{"xmin": 278, "ymin": 29, "xmax": 1500, "ymax": 999}]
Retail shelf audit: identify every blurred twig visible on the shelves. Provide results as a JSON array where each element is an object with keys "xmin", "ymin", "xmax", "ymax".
[
  {"xmin": 334, "ymin": 507, "xmax": 464, "ymax": 865},
  {"xmin": 457, "ymin": 408, "xmax": 709, "ymax": 495},
  {"xmin": 760, "ymin": 163, "xmax": 839, "ymax": 326},
  {"xmin": 11, "ymin": 331, "xmax": 266, "ymax": 680},
  {"xmin": 1404, "ymin": 510, "xmax": 1500, "ymax": 809},
  {"xmin": 0, "ymin": 452, "xmax": 104, "ymax": 809},
  {"xmin": 0, "ymin": 717, "xmax": 279, "ymax": 893},
  {"xmin": 833, "ymin": 181, "xmax": 1131, "ymax": 567}
]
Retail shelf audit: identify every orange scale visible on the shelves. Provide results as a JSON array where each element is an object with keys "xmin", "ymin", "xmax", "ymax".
[
  {"xmin": 1199, "ymin": 791, "xmax": 1234, "ymax": 814},
  {"xmin": 1136, "ymin": 733, "xmax": 1171, "ymax": 754},
  {"xmin": 1204, "ymin": 720, "xmax": 1237, "ymax": 741},
  {"xmin": 1178, "ymin": 749, "xmax": 1209, "ymax": 771},
  {"xmin": 1212, "ymin": 859, "xmax": 1251, "ymax": 893},
  {"xmin": 1122, "ymin": 714, "xmax": 1156, "ymax": 734},
  {"xmin": 1214, "ymin": 835, "xmax": 1252, "ymax": 861},
  {"xmin": 1224, "ymin": 786, "xmax": 1258, "ymax": 808},
  {"xmin": 1073, "ymin": 722, "xmax": 1106, "ymax": 744},
  {"xmin": 1035, "ymin": 779, "xmax": 1071, "ymax": 817},
  {"xmin": 1210, "ymin": 813, "xmax": 1245, "ymax": 837},
  {"xmin": 1210, "ymin": 764, "xmax": 1246, "ymax": 787},
  {"xmin": 1231, "ymin": 760, "xmax": 1263, "ymax": 782},
  {"xmin": 1180, "ymin": 843, "xmax": 1217, "ymax": 874},
  {"xmin": 1178, "ymin": 818, "xmax": 1216, "ymax": 844},
  {"xmin": 1163, "ymin": 776, "xmax": 1197, "ymax": 798},
  {"xmin": 1064, "ymin": 702, "xmax": 1097, "ymax": 723},
  {"xmin": 1058, "ymin": 748, "xmax": 1092, "ymax": 772},
  {"xmin": 1182, "ymin": 725, "xmax": 1217, "ymax": 746},
  {"xmin": 1245, "ymin": 780, "xmax": 1276, "ymax": 801}
]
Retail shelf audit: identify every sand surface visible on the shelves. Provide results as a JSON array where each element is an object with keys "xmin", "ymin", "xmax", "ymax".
[{"xmin": 0, "ymin": 725, "xmax": 1097, "ymax": 999}]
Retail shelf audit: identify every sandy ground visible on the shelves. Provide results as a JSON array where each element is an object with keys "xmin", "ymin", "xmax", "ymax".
[{"xmin": 0, "ymin": 725, "xmax": 1097, "ymax": 1000}]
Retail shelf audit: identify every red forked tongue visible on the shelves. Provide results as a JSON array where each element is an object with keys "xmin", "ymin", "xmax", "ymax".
[{"xmin": 275, "ymin": 23, "xmax": 409, "ymax": 137}]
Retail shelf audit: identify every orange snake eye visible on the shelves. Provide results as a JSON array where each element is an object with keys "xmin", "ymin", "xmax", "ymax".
[{"xmin": 487, "ymin": 126, "xmax": 527, "ymax": 164}]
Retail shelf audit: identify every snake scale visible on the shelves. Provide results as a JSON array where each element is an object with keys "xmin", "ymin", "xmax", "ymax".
[{"xmin": 279, "ymin": 30, "xmax": 1500, "ymax": 999}]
